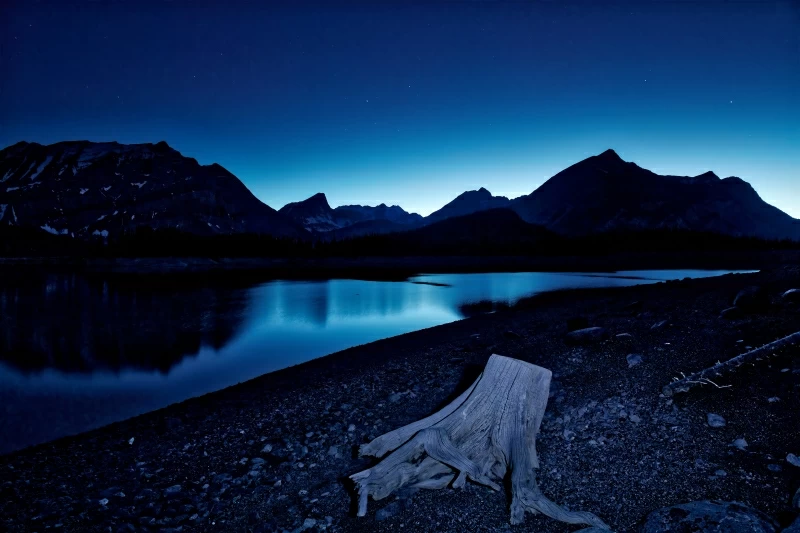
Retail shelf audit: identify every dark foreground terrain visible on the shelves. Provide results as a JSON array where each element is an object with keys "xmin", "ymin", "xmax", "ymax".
[{"xmin": 1, "ymin": 267, "xmax": 799, "ymax": 532}]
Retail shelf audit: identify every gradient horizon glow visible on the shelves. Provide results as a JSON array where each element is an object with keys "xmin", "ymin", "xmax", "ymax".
[{"xmin": 2, "ymin": 1, "xmax": 798, "ymax": 217}]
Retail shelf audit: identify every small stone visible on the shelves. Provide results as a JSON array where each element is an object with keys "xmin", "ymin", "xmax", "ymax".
[
  {"xmin": 388, "ymin": 393, "xmax": 403, "ymax": 403},
  {"xmin": 565, "ymin": 327, "xmax": 609, "ymax": 345},
  {"xmin": 376, "ymin": 501, "xmax": 402, "ymax": 521},
  {"xmin": 714, "ymin": 469, "xmax": 727, "ymax": 477},
  {"xmin": 302, "ymin": 518, "xmax": 317, "ymax": 530},
  {"xmin": 563, "ymin": 429, "xmax": 575, "ymax": 441},
  {"xmin": 767, "ymin": 464, "xmax": 782, "ymax": 472},
  {"xmin": 99, "ymin": 498, "xmax": 109, "ymax": 506},
  {"xmin": 781, "ymin": 288, "xmax": 800, "ymax": 302},
  {"xmin": 629, "ymin": 414, "xmax": 642, "ymax": 424},
  {"xmin": 787, "ymin": 454, "xmax": 800, "ymax": 468},
  {"xmin": 305, "ymin": 431, "xmax": 314, "ymax": 438},
  {"xmin": 706, "ymin": 413, "xmax": 726, "ymax": 428},
  {"xmin": 651, "ymin": 320, "xmax": 668, "ymax": 330},
  {"xmin": 327, "ymin": 446, "xmax": 340, "ymax": 457},
  {"xmin": 767, "ymin": 397, "xmax": 780, "ymax": 403},
  {"xmin": 128, "ymin": 437, "xmax": 135, "ymax": 445},
  {"xmin": 347, "ymin": 424, "xmax": 356, "ymax": 432},
  {"xmin": 164, "ymin": 485, "xmax": 182, "ymax": 496},
  {"xmin": 732, "ymin": 438, "xmax": 748, "ymax": 450},
  {"xmin": 261, "ymin": 444, "xmax": 273, "ymax": 453},
  {"xmin": 251, "ymin": 457, "xmax": 265, "ymax": 465},
  {"xmin": 626, "ymin": 354, "xmax": 643, "ymax": 368}
]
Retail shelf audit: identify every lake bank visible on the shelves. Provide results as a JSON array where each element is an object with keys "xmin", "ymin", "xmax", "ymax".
[
  {"xmin": 1, "ymin": 249, "xmax": 798, "ymax": 279},
  {"xmin": 1, "ymin": 266, "xmax": 799, "ymax": 532}
]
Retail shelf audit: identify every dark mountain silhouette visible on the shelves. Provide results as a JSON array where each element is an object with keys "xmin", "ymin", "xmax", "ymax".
[
  {"xmin": 334, "ymin": 203, "xmax": 422, "ymax": 226},
  {"xmin": 507, "ymin": 149, "xmax": 800, "ymax": 239},
  {"xmin": 279, "ymin": 193, "xmax": 421, "ymax": 233},
  {"xmin": 424, "ymin": 187, "xmax": 510, "ymax": 225},
  {"xmin": 333, "ymin": 208, "xmax": 557, "ymax": 255},
  {"xmin": 0, "ymin": 140, "xmax": 304, "ymax": 238}
]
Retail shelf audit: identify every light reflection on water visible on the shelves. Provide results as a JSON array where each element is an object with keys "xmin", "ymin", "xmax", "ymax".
[{"xmin": 0, "ymin": 269, "xmax": 751, "ymax": 452}]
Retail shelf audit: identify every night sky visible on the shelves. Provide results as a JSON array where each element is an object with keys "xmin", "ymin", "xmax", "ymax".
[{"xmin": 2, "ymin": 1, "xmax": 798, "ymax": 217}]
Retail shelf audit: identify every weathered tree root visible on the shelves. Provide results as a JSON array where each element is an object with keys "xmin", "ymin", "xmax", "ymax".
[
  {"xmin": 663, "ymin": 331, "xmax": 800, "ymax": 397},
  {"xmin": 350, "ymin": 354, "xmax": 610, "ymax": 529}
]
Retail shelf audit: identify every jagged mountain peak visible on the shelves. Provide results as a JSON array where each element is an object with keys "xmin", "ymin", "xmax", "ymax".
[{"xmin": 0, "ymin": 139, "xmax": 303, "ymax": 238}]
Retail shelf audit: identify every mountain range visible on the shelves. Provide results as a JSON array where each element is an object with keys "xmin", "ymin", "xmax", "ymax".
[{"xmin": 1, "ymin": 141, "xmax": 798, "ymax": 243}]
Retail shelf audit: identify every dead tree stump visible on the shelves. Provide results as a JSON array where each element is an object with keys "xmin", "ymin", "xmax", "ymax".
[{"xmin": 350, "ymin": 354, "xmax": 609, "ymax": 529}]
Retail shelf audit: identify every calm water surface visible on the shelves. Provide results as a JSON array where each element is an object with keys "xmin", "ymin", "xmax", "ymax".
[{"xmin": 0, "ymin": 269, "xmax": 750, "ymax": 452}]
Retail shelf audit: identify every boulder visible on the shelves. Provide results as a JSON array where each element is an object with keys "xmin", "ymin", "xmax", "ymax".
[
  {"xmin": 640, "ymin": 500, "xmax": 778, "ymax": 533},
  {"xmin": 784, "ymin": 516, "xmax": 800, "ymax": 533},
  {"xmin": 720, "ymin": 307, "xmax": 743, "ymax": 319},
  {"xmin": 782, "ymin": 288, "xmax": 800, "ymax": 303},
  {"xmin": 733, "ymin": 286, "xmax": 770, "ymax": 312},
  {"xmin": 565, "ymin": 327, "xmax": 609, "ymax": 345},
  {"xmin": 567, "ymin": 316, "xmax": 590, "ymax": 332}
]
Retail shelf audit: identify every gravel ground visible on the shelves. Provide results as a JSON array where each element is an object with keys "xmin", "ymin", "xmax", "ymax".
[{"xmin": 1, "ymin": 267, "xmax": 799, "ymax": 533}]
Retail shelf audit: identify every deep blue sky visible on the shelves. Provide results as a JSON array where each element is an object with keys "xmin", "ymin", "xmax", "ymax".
[{"xmin": 2, "ymin": 1, "xmax": 798, "ymax": 217}]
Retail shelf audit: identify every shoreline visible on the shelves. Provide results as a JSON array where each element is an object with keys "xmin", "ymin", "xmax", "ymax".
[
  {"xmin": 0, "ymin": 250, "xmax": 797, "ymax": 281},
  {"xmin": 1, "ymin": 267, "xmax": 799, "ymax": 532}
]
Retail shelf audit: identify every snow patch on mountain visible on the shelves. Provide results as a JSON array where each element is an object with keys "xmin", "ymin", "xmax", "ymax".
[
  {"xmin": 41, "ymin": 224, "xmax": 69, "ymax": 235},
  {"xmin": 29, "ymin": 155, "xmax": 54, "ymax": 181}
]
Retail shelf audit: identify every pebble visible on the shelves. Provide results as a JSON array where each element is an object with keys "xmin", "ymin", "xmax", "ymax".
[
  {"xmin": 788, "ymin": 454, "xmax": 800, "ymax": 468},
  {"xmin": 629, "ymin": 414, "xmax": 642, "ymax": 424},
  {"xmin": 714, "ymin": 469, "xmax": 727, "ymax": 477},
  {"xmin": 767, "ymin": 464, "xmax": 782, "ymax": 472},
  {"xmin": 302, "ymin": 518, "xmax": 317, "ymax": 530},
  {"xmin": 767, "ymin": 397, "xmax": 780, "ymax": 403},
  {"xmin": 626, "ymin": 354, "xmax": 643, "ymax": 368},
  {"xmin": 261, "ymin": 444, "xmax": 273, "ymax": 453},
  {"xmin": 128, "ymin": 437, "xmax": 135, "ymax": 445},
  {"xmin": 99, "ymin": 498, "xmax": 109, "ymax": 506},
  {"xmin": 347, "ymin": 424, "xmax": 356, "ymax": 432},
  {"xmin": 706, "ymin": 413, "xmax": 726, "ymax": 428},
  {"xmin": 732, "ymin": 438, "xmax": 748, "ymax": 450},
  {"xmin": 163, "ymin": 485, "xmax": 182, "ymax": 496}
]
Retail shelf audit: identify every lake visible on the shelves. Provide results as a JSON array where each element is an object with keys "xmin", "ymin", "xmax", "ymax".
[{"xmin": 0, "ymin": 269, "xmax": 750, "ymax": 453}]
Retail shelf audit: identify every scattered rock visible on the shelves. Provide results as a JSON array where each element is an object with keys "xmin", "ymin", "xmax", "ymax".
[
  {"xmin": 566, "ymin": 316, "xmax": 589, "ymax": 332},
  {"xmin": 640, "ymin": 500, "xmax": 778, "ymax": 533},
  {"xmin": 163, "ymin": 485, "xmax": 182, "ymax": 498},
  {"xmin": 565, "ymin": 327, "xmax": 609, "ymax": 345},
  {"xmin": 301, "ymin": 517, "xmax": 317, "ymax": 530},
  {"xmin": 347, "ymin": 424, "xmax": 356, "ymax": 432},
  {"xmin": 766, "ymin": 464, "xmax": 781, "ymax": 472},
  {"xmin": 99, "ymin": 498, "xmax": 109, "ymax": 506},
  {"xmin": 720, "ymin": 306, "xmax": 742, "ymax": 319},
  {"xmin": 781, "ymin": 288, "xmax": 800, "ymax": 302},
  {"xmin": 733, "ymin": 286, "xmax": 769, "ymax": 312},
  {"xmin": 732, "ymin": 438, "xmax": 749, "ymax": 450},
  {"xmin": 626, "ymin": 354, "xmax": 643, "ymax": 368},
  {"xmin": 767, "ymin": 397, "xmax": 780, "ymax": 403},
  {"xmin": 714, "ymin": 470, "xmax": 727, "ymax": 477},
  {"xmin": 707, "ymin": 413, "xmax": 726, "ymax": 428},
  {"xmin": 787, "ymin": 453, "xmax": 800, "ymax": 468},
  {"xmin": 327, "ymin": 446, "xmax": 340, "ymax": 458},
  {"xmin": 261, "ymin": 444, "xmax": 273, "ymax": 453}
]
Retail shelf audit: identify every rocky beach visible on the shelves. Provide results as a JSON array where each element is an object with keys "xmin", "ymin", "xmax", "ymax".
[{"xmin": 1, "ymin": 266, "xmax": 799, "ymax": 533}]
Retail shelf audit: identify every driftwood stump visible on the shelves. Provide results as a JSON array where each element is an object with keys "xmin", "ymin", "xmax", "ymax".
[{"xmin": 350, "ymin": 354, "xmax": 609, "ymax": 529}]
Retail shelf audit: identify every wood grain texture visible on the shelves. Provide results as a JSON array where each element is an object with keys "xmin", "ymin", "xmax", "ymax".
[{"xmin": 350, "ymin": 354, "xmax": 610, "ymax": 529}]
